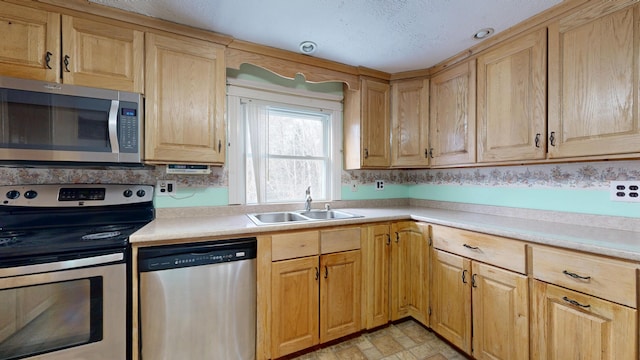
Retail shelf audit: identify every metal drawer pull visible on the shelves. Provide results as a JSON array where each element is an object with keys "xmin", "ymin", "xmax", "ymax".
[
  {"xmin": 324, "ymin": 266, "xmax": 328, "ymax": 279},
  {"xmin": 463, "ymin": 244, "xmax": 479, "ymax": 250},
  {"xmin": 315, "ymin": 267, "xmax": 319, "ymax": 281},
  {"xmin": 562, "ymin": 270, "xmax": 591, "ymax": 280},
  {"xmin": 562, "ymin": 296, "xmax": 590, "ymax": 308},
  {"xmin": 45, "ymin": 51, "xmax": 53, "ymax": 69},
  {"xmin": 386, "ymin": 234, "xmax": 391, "ymax": 245},
  {"xmin": 471, "ymin": 274, "xmax": 478, "ymax": 288},
  {"xmin": 462, "ymin": 270, "xmax": 468, "ymax": 284},
  {"xmin": 535, "ymin": 133, "xmax": 541, "ymax": 148},
  {"xmin": 63, "ymin": 55, "xmax": 71, "ymax": 72}
]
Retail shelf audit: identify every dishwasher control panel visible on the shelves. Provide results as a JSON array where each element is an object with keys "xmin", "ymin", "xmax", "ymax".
[{"xmin": 138, "ymin": 238, "xmax": 257, "ymax": 272}]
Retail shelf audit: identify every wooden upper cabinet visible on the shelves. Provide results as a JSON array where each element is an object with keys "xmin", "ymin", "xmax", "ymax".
[
  {"xmin": 61, "ymin": 15, "xmax": 144, "ymax": 93},
  {"xmin": 0, "ymin": 3, "xmax": 60, "ymax": 82},
  {"xmin": 145, "ymin": 32, "xmax": 226, "ymax": 165},
  {"xmin": 548, "ymin": 1, "xmax": 640, "ymax": 159},
  {"xmin": 429, "ymin": 60, "xmax": 476, "ymax": 166},
  {"xmin": 477, "ymin": 28, "xmax": 547, "ymax": 163},
  {"xmin": 343, "ymin": 78, "xmax": 390, "ymax": 169},
  {"xmin": 391, "ymin": 78, "xmax": 430, "ymax": 167}
]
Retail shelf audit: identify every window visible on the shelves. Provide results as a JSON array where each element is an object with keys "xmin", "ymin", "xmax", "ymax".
[{"xmin": 228, "ymin": 80, "xmax": 342, "ymax": 205}]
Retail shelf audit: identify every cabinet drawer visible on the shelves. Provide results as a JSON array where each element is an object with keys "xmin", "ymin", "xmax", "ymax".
[
  {"xmin": 431, "ymin": 225, "xmax": 526, "ymax": 274},
  {"xmin": 532, "ymin": 246, "xmax": 637, "ymax": 308},
  {"xmin": 320, "ymin": 227, "xmax": 361, "ymax": 254},
  {"xmin": 271, "ymin": 231, "xmax": 319, "ymax": 261}
]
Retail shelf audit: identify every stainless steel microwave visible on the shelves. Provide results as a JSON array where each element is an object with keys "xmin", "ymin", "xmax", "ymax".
[{"xmin": 0, "ymin": 76, "xmax": 143, "ymax": 165}]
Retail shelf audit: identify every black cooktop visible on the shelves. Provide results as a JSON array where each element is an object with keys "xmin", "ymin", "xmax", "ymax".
[{"xmin": 0, "ymin": 184, "xmax": 155, "ymax": 265}]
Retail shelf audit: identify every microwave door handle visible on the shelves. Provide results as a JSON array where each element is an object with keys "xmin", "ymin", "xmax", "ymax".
[{"xmin": 108, "ymin": 100, "xmax": 120, "ymax": 154}]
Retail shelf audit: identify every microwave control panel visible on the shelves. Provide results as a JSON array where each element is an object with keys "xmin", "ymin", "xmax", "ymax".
[{"xmin": 119, "ymin": 101, "xmax": 139, "ymax": 153}]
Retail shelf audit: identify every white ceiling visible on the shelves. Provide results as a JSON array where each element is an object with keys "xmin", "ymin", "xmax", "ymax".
[{"xmin": 90, "ymin": 0, "xmax": 562, "ymax": 73}]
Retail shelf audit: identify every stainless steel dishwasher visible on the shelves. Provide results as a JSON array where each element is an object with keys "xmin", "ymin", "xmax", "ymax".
[{"xmin": 138, "ymin": 238, "xmax": 257, "ymax": 360}]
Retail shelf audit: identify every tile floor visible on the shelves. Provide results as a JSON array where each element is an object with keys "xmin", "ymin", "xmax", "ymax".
[{"xmin": 289, "ymin": 319, "xmax": 468, "ymax": 360}]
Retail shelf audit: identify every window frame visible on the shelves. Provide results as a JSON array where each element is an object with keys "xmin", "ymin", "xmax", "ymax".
[{"xmin": 227, "ymin": 79, "xmax": 343, "ymax": 205}]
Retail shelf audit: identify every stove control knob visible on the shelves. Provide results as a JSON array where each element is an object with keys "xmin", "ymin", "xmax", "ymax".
[
  {"xmin": 24, "ymin": 190, "xmax": 37, "ymax": 199},
  {"xmin": 136, "ymin": 189, "xmax": 146, "ymax": 198},
  {"xmin": 6, "ymin": 190, "xmax": 20, "ymax": 200},
  {"xmin": 123, "ymin": 189, "xmax": 133, "ymax": 198}
]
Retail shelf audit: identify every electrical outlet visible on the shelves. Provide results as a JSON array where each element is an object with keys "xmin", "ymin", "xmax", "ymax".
[
  {"xmin": 156, "ymin": 180, "xmax": 177, "ymax": 196},
  {"xmin": 350, "ymin": 180, "xmax": 358, "ymax": 192},
  {"xmin": 375, "ymin": 180, "xmax": 384, "ymax": 191},
  {"xmin": 610, "ymin": 181, "xmax": 640, "ymax": 202}
]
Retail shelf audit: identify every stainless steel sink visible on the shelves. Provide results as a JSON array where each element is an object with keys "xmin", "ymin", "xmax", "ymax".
[
  {"xmin": 247, "ymin": 212, "xmax": 308, "ymax": 225},
  {"xmin": 296, "ymin": 210, "xmax": 361, "ymax": 220},
  {"xmin": 247, "ymin": 209, "xmax": 362, "ymax": 225}
]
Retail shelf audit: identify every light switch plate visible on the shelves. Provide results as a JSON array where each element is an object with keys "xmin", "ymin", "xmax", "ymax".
[
  {"xmin": 156, "ymin": 180, "xmax": 176, "ymax": 196},
  {"xmin": 609, "ymin": 181, "xmax": 640, "ymax": 202}
]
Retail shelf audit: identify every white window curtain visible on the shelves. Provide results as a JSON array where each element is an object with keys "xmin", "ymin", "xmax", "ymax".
[{"xmin": 227, "ymin": 79, "xmax": 343, "ymax": 205}]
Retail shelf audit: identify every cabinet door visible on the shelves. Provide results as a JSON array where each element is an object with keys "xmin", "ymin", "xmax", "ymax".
[
  {"xmin": 548, "ymin": 2, "xmax": 640, "ymax": 158},
  {"xmin": 61, "ymin": 15, "xmax": 144, "ymax": 93},
  {"xmin": 0, "ymin": 3, "xmax": 59, "ymax": 82},
  {"xmin": 431, "ymin": 249, "xmax": 472, "ymax": 354},
  {"xmin": 361, "ymin": 78, "xmax": 391, "ymax": 167},
  {"xmin": 472, "ymin": 262, "xmax": 528, "ymax": 360},
  {"xmin": 532, "ymin": 280, "xmax": 637, "ymax": 360},
  {"xmin": 391, "ymin": 78, "xmax": 429, "ymax": 167},
  {"xmin": 145, "ymin": 32, "xmax": 226, "ymax": 164},
  {"xmin": 390, "ymin": 222, "xmax": 429, "ymax": 325},
  {"xmin": 320, "ymin": 250, "xmax": 361, "ymax": 343},
  {"xmin": 477, "ymin": 28, "xmax": 546, "ymax": 163},
  {"xmin": 430, "ymin": 59, "xmax": 476, "ymax": 166},
  {"xmin": 271, "ymin": 256, "xmax": 319, "ymax": 358},
  {"xmin": 362, "ymin": 224, "xmax": 390, "ymax": 329},
  {"xmin": 0, "ymin": 289, "xmax": 17, "ymax": 343}
]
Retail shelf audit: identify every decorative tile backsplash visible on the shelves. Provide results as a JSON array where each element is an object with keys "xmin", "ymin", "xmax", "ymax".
[
  {"xmin": 1, "ymin": 160, "xmax": 639, "ymax": 190},
  {"xmin": 0, "ymin": 165, "xmax": 228, "ymax": 187},
  {"xmin": 343, "ymin": 160, "xmax": 640, "ymax": 189}
]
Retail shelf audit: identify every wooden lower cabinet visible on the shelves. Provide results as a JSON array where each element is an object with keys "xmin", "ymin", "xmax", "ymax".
[
  {"xmin": 532, "ymin": 280, "xmax": 637, "ymax": 360},
  {"xmin": 271, "ymin": 256, "xmax": 319, "ymax": 358},
  {"xmin": 390, "ymin": 221, "xmax": 429, "ymax": 325},
  {"xmin": 472, "ymin": 262, "xmax": 528, "ymax": 360},
  {"xmin": 362, "ymin": 224, "xmax": 391, "ymax": 329},
  {"xmin": 431, "ymin": 249, "xmax": 529, "ymax": 359},
  {"xmin": 320, "ymin": 250, "xmax": 361, "ymax": 343},
  {"xmin": 431, "ymin": 249, "xmax": 472, "ymax": 353},
  {"xmin": 270, "ymin": 250, "xmax": 361, "ymax": 358}
]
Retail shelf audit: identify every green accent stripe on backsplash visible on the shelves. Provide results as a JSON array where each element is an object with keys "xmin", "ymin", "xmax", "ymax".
[
  {"xmin": 341, "ymin": 184, "xmax": 409, "ymax": 200},
  {"xmin": 408, "ymin": 184, "xmax": 640, "ymax": 218},
  {"xmin": 154, "ymin": 187, "xmax": 229, "ymax": 208}
]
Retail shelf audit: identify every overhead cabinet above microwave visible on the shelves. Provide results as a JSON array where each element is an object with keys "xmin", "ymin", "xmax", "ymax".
[
  {"xmin": 0, "ymin": 2, "xmax": 144, "ymax": 93},
  {"xmin": 0, "ymin": 76, "xmax": 143, "ymax": 166}
]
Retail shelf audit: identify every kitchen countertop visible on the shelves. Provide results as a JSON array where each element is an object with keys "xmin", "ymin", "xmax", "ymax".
[{"xmin": 130, "ymin": 205, "xmax": 640, "ymax": 262}]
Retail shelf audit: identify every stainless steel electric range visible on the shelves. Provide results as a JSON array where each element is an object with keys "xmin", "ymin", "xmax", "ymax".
[{"xmin": 0, "ymin": 184, "xmax": 154, "ymax": 360}]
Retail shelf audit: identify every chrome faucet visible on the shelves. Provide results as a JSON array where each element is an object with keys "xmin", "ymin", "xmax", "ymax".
[{"xmin": 304, "ymin": 186, "xmax": 312, "ymax": 211}]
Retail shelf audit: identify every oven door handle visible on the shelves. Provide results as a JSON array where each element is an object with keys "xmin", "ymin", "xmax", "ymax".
[{"xmin": 0, "ymin": 252, "xmax": 124, "ymax": 278}]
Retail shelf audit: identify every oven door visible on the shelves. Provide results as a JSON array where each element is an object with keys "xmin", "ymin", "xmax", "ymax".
[{"xmin": 0, "ymin": 252, "xmax": 126, "ymax": 360}]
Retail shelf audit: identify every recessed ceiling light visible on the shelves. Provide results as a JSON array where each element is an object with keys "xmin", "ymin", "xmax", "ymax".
[
  {"xmin": 473, "ymin": 28, "xmax": 495, "ymax": 40},
  {"xmin": 299, "ymin": 41, "xmax": 317, "ymax": 55}
]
